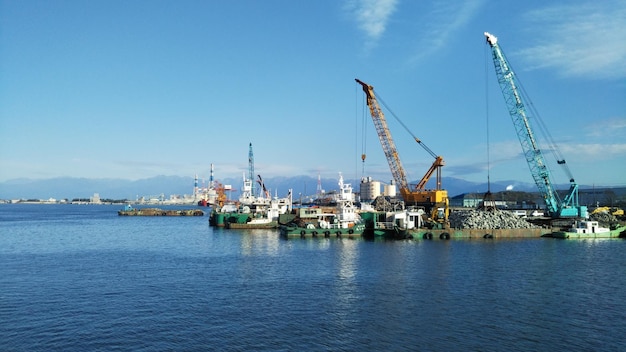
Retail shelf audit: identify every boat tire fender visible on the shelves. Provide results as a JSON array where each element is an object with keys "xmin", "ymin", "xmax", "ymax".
[
  {"xmin": 336, "ymin": 231, "xmax": 342, "ymax": 237},
  {"xmin": 440, "ymin": 233, "xmax": 450, "ymax": 240},
  {"xmin": 300, "ymin": 230, "xmax": 306, "ymax": 236},
  {"xmin": 324, "ymin": 231, "xmax": 330, "ymax": 237},
  {"xmin": 312, "ymin": 231, "xmax": 317, "ymax": 237},
  {"xmin": 348, "ymin": 229, "xmax": 354, "ymax": 234},
  {"xmin": 423, "ymin": 232, "xmax": 433, "ymax": 240},
  {"xmin": 483, "ymin": 234, "xmax": 493, "ymax": 239}
]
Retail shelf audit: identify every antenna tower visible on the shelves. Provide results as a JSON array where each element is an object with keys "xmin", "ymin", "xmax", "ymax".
[{"xmin": 248, "ymin": 143, "xmax": 255, "ymax": 195}]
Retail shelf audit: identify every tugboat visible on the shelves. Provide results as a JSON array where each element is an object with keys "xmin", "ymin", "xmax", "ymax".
[
  {"xmin": 279, "ymin": 173, "xmax": 365, "ymax": 238},
  {"xmin": 209, "ymin": 174, "xmax": 292, "ymax": 229},
  {"xmin": 360, "ymin": 207, "xmax": 425, "ymax": 239},
  {"xmin": 223, "ymin": 194, "xmax": 292, "ymax": 229},
  {"xmin": 551, "ymin": 220, "xmax": 626, "ymax": 239},
  {"xmin": 209, "ymin": 143, "xmax": 293, "ymax": 229}
]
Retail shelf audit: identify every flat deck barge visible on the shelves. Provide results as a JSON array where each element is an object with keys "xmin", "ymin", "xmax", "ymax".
[
  {"xmin": 404, "ymin": 228, "xmax": 551, "ymax": 240},
  {"xmin": 118, "ymin": 206, "xmax": 204, "ymax": 216}
]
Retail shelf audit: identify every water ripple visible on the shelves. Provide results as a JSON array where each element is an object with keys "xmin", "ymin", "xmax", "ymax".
[{"xmin": 1, "ymin": 205, "xmax": 625, "ymax": 351}]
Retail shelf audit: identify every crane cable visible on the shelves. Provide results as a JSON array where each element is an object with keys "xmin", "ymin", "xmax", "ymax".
[
  {"xmin": 375, "ymin": 92, "xmax": 438, "ymax": 160},
  {"xmin": 357, "ymin": 83, "xmax": 368, "ymax": 177},
  {"xmin": 514, "ymin": 74, "xmax": 575, "ymax": 183},
  {"xmin": 484, "ymin": 43, "xmax": 492, "ymax": 195},
  {"xmin": 362, "ymin": 88, "xmax": 413, "ymax": 182}
]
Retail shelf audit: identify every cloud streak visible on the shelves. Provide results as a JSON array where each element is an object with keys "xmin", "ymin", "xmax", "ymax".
[
  {"xmin": 408, "ymin": 0, "xmax": 484, "ymax": 63},
  {"xmin": 586, "ymin": 117, "xmax": 626, "ymax": 138},
  {"xmin": 559, "ymin": 143, "xmax": 626, "ymax": 162},
  {"xmin": 519, "ymin": 1, "xmax": 626, "ymax": 79},
  {"xmin": 345, "ymin": 0, "xmax": 398, "ymax": 47}
]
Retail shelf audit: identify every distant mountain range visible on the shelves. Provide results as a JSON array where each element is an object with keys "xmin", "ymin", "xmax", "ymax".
[{"xmin": 0, "ymin": 175, "xmax": 541, "ymax": 201}]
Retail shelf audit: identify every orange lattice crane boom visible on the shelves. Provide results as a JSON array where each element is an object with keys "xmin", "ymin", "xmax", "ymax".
[{"xmin": 356, "ymin": 78, "xmax": 448, "ymax": 224}]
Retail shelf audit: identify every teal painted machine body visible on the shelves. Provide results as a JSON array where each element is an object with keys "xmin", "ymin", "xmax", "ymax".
[{"xmin": 485, "ymin": 32, "xmax": 587, "ymax": 219}]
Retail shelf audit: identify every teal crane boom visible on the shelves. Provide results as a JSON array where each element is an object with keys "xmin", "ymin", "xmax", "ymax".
[{"xmin": 484, "ymin": 32, "xmax": 587, "ymax": 219}]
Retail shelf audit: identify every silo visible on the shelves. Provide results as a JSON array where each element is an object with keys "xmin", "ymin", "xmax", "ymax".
[
  {"xmin": 360, "ymin": 177, "xmax": 381, "ymax": 202},
  {"xmin": 383, "ymin": 181, "xmax": 397, "ymax": 197}
]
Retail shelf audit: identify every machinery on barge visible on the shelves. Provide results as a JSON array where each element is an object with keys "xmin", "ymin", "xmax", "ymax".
[{"xmin": 355, "ymin": 78, "xmax": 449, "ymax": 226}]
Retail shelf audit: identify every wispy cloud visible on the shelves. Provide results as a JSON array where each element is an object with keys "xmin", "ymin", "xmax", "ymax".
[
  {"xmin": 519, "ymin": 1, "xmax": 626, "ymax": 79},
  {"xmin": 587, "ymin": 117, "xmax": 626, "ymax": 138},
  {"xmin": 559, "ymin": 143, "xmax": 626, "ymax": 162},
  {"xmin": 408, "ymin": 0, "xmax": 484, "ymax": 63},
  {"xmin": 345, "ymin": 0, "xmax": 398, "ymax": 48},
  {"xmin": 444, "ymin": 140, "xmax": 522, "ymax": 178}
]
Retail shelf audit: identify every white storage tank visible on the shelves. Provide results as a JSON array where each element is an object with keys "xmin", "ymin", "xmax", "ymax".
[
  {"xmin": 360, "ymin": 177, "xmax": 381, "ymax": 202},
  {"xmin": 383, "ymin": 181, "xmax": 397, "ymax": 197}
]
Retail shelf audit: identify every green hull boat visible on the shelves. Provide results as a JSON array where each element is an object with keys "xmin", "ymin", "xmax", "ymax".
[
  {"xmin": 550, "ymin": 220, "xmax": 626, "ymax": 239},
  {"xmin": 280, "ymin": 223, "xmax": 365, "ymax": 239}
]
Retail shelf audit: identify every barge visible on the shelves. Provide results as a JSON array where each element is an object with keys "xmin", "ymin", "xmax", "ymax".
[
  {"xmin": 118, "ymin": 205, "xmax": 204, "ymax": 216},
  {"xmin": 404, "ymin": 227, "xmax": 550, "ymax": 240},
  {"xmin": 224, "ymin": 212, "xmax": 279, "ymax": 229}
]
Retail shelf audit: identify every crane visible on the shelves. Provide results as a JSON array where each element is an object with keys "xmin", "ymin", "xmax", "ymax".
[
  {"xmin": 484, "ymin": 32, "xmax": 588, "ymax": 219},
  {"xmin": 355, "ymin": 78, "xmax": 449, "ymax": 224}
]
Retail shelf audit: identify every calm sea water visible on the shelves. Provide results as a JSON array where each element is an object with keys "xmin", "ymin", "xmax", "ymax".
[{"xmin": 1, "ymin": 204, "xmax": 625, "ymax": 351}]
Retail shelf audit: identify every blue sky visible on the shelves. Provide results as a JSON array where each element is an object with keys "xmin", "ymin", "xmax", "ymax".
[{"xmin": 1, "ymin": 0, "xmax": 625, "ymax": 188}]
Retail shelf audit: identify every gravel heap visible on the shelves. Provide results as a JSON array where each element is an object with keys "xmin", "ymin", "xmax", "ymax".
[
  {"xmin": 372, "ymin": 196, "xmax": 405, "ymax": 211},
  {"xmin": 449, "ymin": 209, "xmax": 539, "ymax": 229}
]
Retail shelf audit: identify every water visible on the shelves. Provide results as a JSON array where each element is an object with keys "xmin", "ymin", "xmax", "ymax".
[{"xmin": 1, "ymin": 204, "xmax": 625, "ymax": 351}]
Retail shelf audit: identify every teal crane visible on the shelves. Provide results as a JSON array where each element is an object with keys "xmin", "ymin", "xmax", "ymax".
[{"xmin": 484, "ymin": 32, "xmax": 587, "ymax": 219}]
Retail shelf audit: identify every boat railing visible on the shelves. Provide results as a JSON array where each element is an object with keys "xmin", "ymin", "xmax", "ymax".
[
  {"xmin": 322, "ymin": 221, "xmax": 363, "ymax": 230},
  {"xmin": 324, "ymin": 223, "xmax": 345, "ymax": 230},
  {"xmin": 374, "ymin": 221, "xmax": 395, "ymax": 230}
]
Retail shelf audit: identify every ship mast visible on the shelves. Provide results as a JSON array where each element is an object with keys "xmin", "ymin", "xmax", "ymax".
[{"xmin": 248, "ymin": 143, "xmax": 255, "ymax": 196}]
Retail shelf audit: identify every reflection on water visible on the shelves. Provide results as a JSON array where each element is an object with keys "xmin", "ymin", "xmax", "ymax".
[
  {"xmin": 237, "ymin": 229, "xmax": 282, "ymax": 257},
  {"xmin": 337, "ymin": 239, "xmax": 358, "ymax": 281}
]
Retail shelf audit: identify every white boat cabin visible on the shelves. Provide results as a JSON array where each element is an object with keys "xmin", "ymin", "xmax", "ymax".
[{"xmin": 567, "ymin": 220, "xmax": 610, "ymax": 234}]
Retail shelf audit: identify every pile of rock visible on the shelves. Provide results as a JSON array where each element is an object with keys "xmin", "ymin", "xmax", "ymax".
[
  {"xmin": 372, "ymin": 196, "xmax": 405, "ymax": 211},
  {"xmin": 589, "ymin": 212, "xmax": 619, "ymax": 227},
  {"xmin": 449, "ymin": 209, "xmax": 539, "ymax": 229}
]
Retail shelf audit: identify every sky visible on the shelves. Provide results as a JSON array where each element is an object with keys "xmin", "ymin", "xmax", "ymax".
[{"xmin": 1, "ymin": 0, "xmax": 625, "ymax": 189}]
